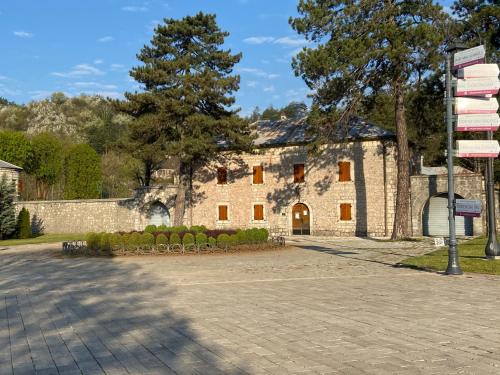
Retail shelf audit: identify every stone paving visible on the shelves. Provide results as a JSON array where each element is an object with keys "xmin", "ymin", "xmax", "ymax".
[{"xmin": 1, "ymin": 237, "xmax": 500, "ymax": 374}]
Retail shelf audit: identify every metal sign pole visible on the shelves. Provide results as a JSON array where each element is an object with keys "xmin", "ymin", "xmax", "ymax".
[
  {"xmin": 445, "ymin": 49, "xmax": 462, "ymax": 275},
  {"xmin": 485, "ymin": 129, "xmax": 500, "ymax": 258}
]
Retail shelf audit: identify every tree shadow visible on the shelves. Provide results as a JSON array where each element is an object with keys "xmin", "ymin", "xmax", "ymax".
[{"xmin": 0, "ymin": 249, "xmax": 249, "ymax": 374}]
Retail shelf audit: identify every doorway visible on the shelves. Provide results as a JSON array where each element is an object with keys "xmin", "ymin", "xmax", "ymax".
[{"xmin": 292, "ymin": 203, "xmax": 310, "ymax": 235}]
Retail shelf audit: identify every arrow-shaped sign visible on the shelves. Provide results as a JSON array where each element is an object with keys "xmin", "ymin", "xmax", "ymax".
[
  {"xmin": 455, "ymin": 113, "xmax": 500, "ymax": 132},
  {"xmin": 455, "ymin": 77, "xmax": 500, "ymax": 97},
  {"xmin": 453, "ymin": 45, "xmax": 486, "ymax": 69},
  {"xmin": 458, "ymin": 64, "xmax": 499, "ymax": 79},
  {"xmin": 454, "ymin": 97, "xmax": 499, "ymax": 114},
  {"xmin": 456, "ymin": 140, "xmax": 500, "ymax": 158}
]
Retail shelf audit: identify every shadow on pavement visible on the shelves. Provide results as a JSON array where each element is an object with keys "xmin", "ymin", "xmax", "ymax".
[{"xmin": 0, "ymin": 249, "xmax": 248, "ymax": 374}]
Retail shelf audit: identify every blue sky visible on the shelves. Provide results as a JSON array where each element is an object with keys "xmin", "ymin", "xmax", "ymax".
[{"xmin": 1, "ymin": 0, "xmax": 453, "ymax": 116}]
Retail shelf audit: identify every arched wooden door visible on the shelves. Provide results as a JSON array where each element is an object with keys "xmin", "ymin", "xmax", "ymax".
[{"xmin": 292, "ymin": 203, "xmax": 310, "ymax": 235}]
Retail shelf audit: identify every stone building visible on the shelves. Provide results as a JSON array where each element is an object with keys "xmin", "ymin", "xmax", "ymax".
[{"xmin": 0, "ymin": 159, "xmax": 22, "ymax": 196}]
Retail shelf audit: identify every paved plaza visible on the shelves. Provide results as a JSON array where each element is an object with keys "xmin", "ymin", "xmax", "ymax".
[{"xmin": 1, "ymin": 237, "xmax": 500, "ymax": 374}]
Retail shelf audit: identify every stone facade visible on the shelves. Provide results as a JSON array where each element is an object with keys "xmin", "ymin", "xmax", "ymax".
[
  {"xmin": 189, "ymin": 140, "xmax": 398, "ymax": 237},
  {"xmin": 0, "ymin": 162, "xmax": 22, "ymax": 196}
]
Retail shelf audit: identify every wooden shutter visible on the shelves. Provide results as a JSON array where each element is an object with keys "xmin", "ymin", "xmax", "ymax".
[
  {"xmin": 218, "ymin": 205, "xmax": 228, "ymax": 221},
  {"xmin": 294, "ymin": 164, "xmax": 305, "ymax": 183},
  {"xmin": 254, "ymin": 204, "xmax": 264, "ymax": 220},
  {"xmin": 253, "ymin": 166, "xmax": 264, "ymax": 184},
  {"xmin": 217, "ymin": 167, "xmax": 227, "ymax": 185},
  {"xmin": 339, "ymin": 162, "xmax": 351, "ymax": 182},
  {"xmin": 340, "ymin": 203, "xmax": 352, "ymax": 221}
]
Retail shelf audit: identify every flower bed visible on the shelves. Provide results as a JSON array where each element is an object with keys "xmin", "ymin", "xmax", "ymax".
[{"xmin": 62, "ymin": 226, "xmax": 285, "ymax": 256}]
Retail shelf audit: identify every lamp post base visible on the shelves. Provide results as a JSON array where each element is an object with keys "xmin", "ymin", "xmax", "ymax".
[
  {"xmin": 485, "ymin": 236, "xmax": 500, "ymax": 259},
  {"xmin": 445, "ymin": 265, "xmax": 463, "ymax": 275}
]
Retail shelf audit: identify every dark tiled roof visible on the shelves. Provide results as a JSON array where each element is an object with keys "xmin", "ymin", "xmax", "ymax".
[
  {"xmin": 252, "ymin": 116, "xmax": 394, "ymax": 147},
  {"xmin": 0, "ymin": 160, "xmax": 23, "ymax": 170}
]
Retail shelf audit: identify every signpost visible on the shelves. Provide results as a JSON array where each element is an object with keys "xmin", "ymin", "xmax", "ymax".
[
  {"xmin": 455, "ymin": 114, "xmax": 500, "ymax": 132},
  {"xmin": 448, "ymin": 44, "xmax": 500, "ymax": 263},
  {"xmin": 455, "ymin": 199, "xmax": 481, "ymax": 217}
]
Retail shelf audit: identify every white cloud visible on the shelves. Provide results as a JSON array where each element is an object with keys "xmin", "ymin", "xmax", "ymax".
[
  {"xmin": 237, "ymin": 67, "xmax": 279, "ymax": 80},
  {"xmin": 29, "ymin": 90, "xmax": 53, "ymax": 100},
  {"xmin": 274, "ymin": 37, "xmax": 307, "ymax": 47},
  {"xmin": 243, "ymin": 36, "xmax": 275, "ymax": 45},
  {"xmin": 98, "ymin": 36, "xmax": 114, "ymax": 43},
  {"xmin": 0, "ymin": 75, "xmax": 8, "ymax": 80},
  {"xmin": 13, "ymin": 31, "xmax": 33, "ymax": 38},
  {"xmin": 263, "ymin": 85, "xmax": 275, "ymax": 93},
  {"xmin": 122, "ymin": 6, "xmax": 148, "ymax": 12},
  {"xmin": 110, "ymin": 64, "xmax": 126, "ymax": 71},
  {"xmin": 94, "ymin": 59, "xmax": 104, "ymax": 65},
  {"xmin": 247, "ymin": 81, "xmax": 258, "ymax": 88},
  {"xmin": 51, "ymin": 64, "xmax": 105, "ymax": 78}
]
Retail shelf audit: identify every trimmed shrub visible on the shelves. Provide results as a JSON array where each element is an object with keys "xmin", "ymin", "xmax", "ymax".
[
  {"xmin": 171, "ymin": 225, "xmax": 188, "ymax": 233},
  {"xmin": 258, "ymin": 228, "xmax": 269, "ymax": 242},
  {"xmin": 208, "ymin": 237, "xmax": 217, "ymax": 247},
  {"xmin": 157, "ymin": 224, "xmax": 168, "ymax": 231},
  {"xmin": 16, "ymin": 207, "xmax": 31, "ymax": 239},
  {"xmin": 141, "ymin": 233, "xmax": 155, "ymax": 248},
  {"xmin": 183, "ymin": 233, "xmax": 195, "ymax": 246},
  {"xmin": 85, "ymin": 233, "xmax": 99, "ymax": 251},
  {"xmin": 217, "ymin": 233, "xmax": 231, "ymax": 247},
  {"xmin": 144, "ymin": 225, "xmax": 157, "ymax": 233},
  {"xmin": 170, "ymin": 233, "xmax": 181, "ymax": 245},
  {"xmin": 229, "ymin": 234, "xmax": 239, "ymax": 247},
  {"xmin": 236, "ymin": 229, "xmax": 250, "ymax": 245},
  {"xmin": 195, "ymin": 233, "xmax": 208, "ymax": 246},
  {"xmin": 129, "ymin": 232, "xmax": 141, "ymax": 250},
  {"xmin": 190, "ymin": 225, "xmax": 207, "ymax": 233},
  {"xmin": 99, "ymin": 233, "xmax": 112, "ymax": 254},
  {"xmin": 121, "ymin": 233, "xmax": 131, "ymax": 250},
  {"xmin": 109, "ymin": 233, "xmax": 123, "ymax": 250},
  {"xmin": 156, "ymin": 233, "xmax": 168, "ymax": 246}
]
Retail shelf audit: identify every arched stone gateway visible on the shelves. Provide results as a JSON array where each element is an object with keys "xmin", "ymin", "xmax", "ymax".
[
  {"xmin": 422, "ymin": 193, "xmax": 473, "ymax": 237},
  {"xmin": 148, "ymin": 202, "xmax": 171, "ymax": 227},
  {"xmin": 292, "ymin": 203, "xmax": 310, "ymax": 235}
]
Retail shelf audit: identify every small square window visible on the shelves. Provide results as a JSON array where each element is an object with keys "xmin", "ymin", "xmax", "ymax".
[
  {"xmin": 217, "ymin": 167, "xmax": 227, "ymax": 185},
  {"xmin": 253, "ymin": 204, "xmax": 264, "ymax": 221},
  {"xmin": 294, "ymin": 164, "xmax": 305, "ymax": 183},
  {"xmin": 340, "ymin": 203, "xmax": 352, "ymax": 221},
  {"xmin": 218, "ymin": 205, "xmax": 228, "ymax": 221},
  {"xmin": 253, "ymin": 165, "xmax": 264, "ymax": 184},
  {"xmin": 339, "ymin": 162, "xmax": 351, "ymax": 182}
]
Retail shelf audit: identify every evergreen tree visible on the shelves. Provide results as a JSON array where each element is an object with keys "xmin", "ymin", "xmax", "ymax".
[
  {"xmin": 16, "ymin": 207, "xmax": 31, "ymax": 239},
  {"xmin": 119, "ymin": 12, "xmax": 252, "ymax": 225},
  {"xmin": 290, "ymin": 0, "xmax": 447, "ymax": 239},
  {"xmin": 64, "ymin": 144, "xmax": 102, "ymax": 199},
  {"xmin": 0, "ymin": 175, "xmax": 16, "ymax": 240},
  {"xmin": 0, "ymin": 131, "xmax": 32, "ymax": 168}
]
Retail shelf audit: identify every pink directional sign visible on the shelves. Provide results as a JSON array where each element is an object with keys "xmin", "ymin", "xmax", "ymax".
[
  {"xmin": 455, "ymin": 114, "xmax": 500, "ymax": 132},
  {"xmin": 455, "ymin": 199, "xmax": 481, "ymax": 217},
  {"xmin": 453, "ymin": 45, "xmax": 486, "ymax": 69},
  {"xmin": 454, "ymin": 97, "xmax": 499, "ymax": 114},
  {"xmin": 456, "ymin": 140, "xmax": 500, "ymax": 158},
  {"xmin": 455, "ymin": 78, "xmax": 500, "ymax": 97}
]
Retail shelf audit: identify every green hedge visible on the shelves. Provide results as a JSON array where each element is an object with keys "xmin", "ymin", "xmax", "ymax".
[{"xmin": 82, "ymin": 228, "xmax": 270, "ymax": 253}]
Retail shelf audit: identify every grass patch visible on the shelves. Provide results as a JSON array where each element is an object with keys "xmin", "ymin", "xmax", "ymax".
[
  {"xmin": 400, "ymin": 236, "xmax": 500, "ymax": 275},
  {"xmin": 0, "ymin": 234, "xmax": 85, "ymax": 247}
]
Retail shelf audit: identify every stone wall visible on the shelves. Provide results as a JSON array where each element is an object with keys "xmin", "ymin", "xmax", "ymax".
[
  {"xmin": 189, "ymin": 140, "xmax": 397, "ymax": 237},
  {"xmin": 15, "ymin": 186, "xmax": 178, "ymax": 234},
  {"xmin": 410, "ymin": 174, "xmax": 485, "ymax": 236}
]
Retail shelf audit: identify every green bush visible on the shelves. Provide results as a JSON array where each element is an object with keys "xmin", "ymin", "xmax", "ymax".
[
  {"xmin": 156, "ymin": 233, "xmax": 168, "ymax": 246},
  {"xmin": 217, "ymin": 233, "xmax": 231, "ymax": 247},
  {"xmin": 85, "ymin": 232, "xmax": 99, "ymax": 251},
  {"xmin": 121, "ymin": 233, "xmax": 131, "ymax": 249},
  {"xmin": 144, "ymin": 225, "xmax": 157, "ymax": 233},
  {"xmin": 129, "ymin": 232, "xmax": 141, "ymax": 250},
  {"xmin": 236, "ymin": 229, "xmax": 250, "ymax": 245},
  {"xmin": 141, "ymin": 232, "xmax": 155, "ymax": 247},
  {"xmin": 195, "ymin": 233, "xmax": 208, "ymax": 246},
  {"xmin": 258, "ymin": 228, "xmax": 269, "ymax": 242},
  {"xmin": 99, "ymin": 233, "xmax": 112, "ymax": 253},
  {"xmin": 16, "ymin": 207, "xmax": 31, "ymax": 239},
  {"xmin": 170, "ymin": 232, "xmax": 181, "ymax": 245},
  {"xmin": 208, "ymin": 237, "xmax": 217, "ymax": 247},
  {"xmin": 171, "ymin": 225, "xmax": 188, "ymax": 233},
  {"xmin": 183, "ymin": 233, "xmax": 195, "ymax": 246},
  {"xmin": 109, "ymin": 233, "xmax": 123, "ymax": 250},
  {"xmin": 190, "ymin": 225, "xmax": 207, "ymax": 233},
  {"xmin": 229, "ymin": 234, "xmax": 239, "ymax": 246}
]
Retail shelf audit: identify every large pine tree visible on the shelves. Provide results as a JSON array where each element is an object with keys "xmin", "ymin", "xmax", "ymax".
[
  {"xmin": 290, "ymin": 0, "xmax": 447, "ymax": 239},
  {"xmin": 119, "ymin": 12, "xmax": 252, "ymax": 225}
]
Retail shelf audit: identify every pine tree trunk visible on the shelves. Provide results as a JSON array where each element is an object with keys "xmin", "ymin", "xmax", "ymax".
[
  {"xmin": 173, "ymin": 162, "xmax": 188, "ymax": 226},
  {"xmin": 391, "ymin": 78, "xmax": 411, "ymax": 239}
]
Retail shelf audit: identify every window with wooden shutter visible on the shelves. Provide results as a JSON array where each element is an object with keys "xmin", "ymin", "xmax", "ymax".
[
  {"xmin": 340, "ymin": 203, "xmax": 352, "ymax": 221},
  {"xmin": 217, "ymin": 167, "xmax": 227, "ymax": 185},
  {"xmin": 294, "ymin": 164, "xmax": 305, "ymax": 183},
  {"xmin": 253, "ymin": 165, "xmax": 264, "ymax": 184},
  {"xmin": 253, "ymin": 204, "xmax": 264, "ymax": 221},
  {"xmin": 218, "ymin": 205, "xmax": 228, "ymax": 221},
  {"xmin": 338, "ymin": 162, "xmax": 351, "ymax": 182}
]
